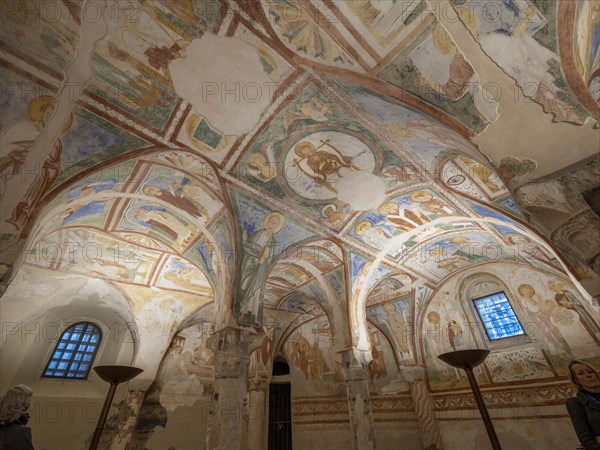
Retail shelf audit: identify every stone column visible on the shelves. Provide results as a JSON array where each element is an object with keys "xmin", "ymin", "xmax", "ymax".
[
  {"xmin": 205, "ymin": 327, "xmax": 257, "ymax": 450},
  {"xmin": 246, "ymin": 377, "xmax": 269, "ymax": 450},
  {"xmin": 402, "ymin": 367, "xmax": 444, "ymax": 450},
  {"xmin": 340, "ymin": 349, "xmax": 378, "ymax": 450}
]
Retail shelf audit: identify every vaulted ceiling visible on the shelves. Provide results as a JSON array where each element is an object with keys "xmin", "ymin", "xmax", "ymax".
[{"xmin": 1, "ymin": 0, "xmax": 598, "ymax": 353}]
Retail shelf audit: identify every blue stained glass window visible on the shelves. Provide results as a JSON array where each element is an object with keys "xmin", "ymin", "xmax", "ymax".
[
  {"xmin": 474, "ymin": 292, "xmax": 525, "ymax": 340},
  {"xmin": 43, "ymin": 322, "xmax": 102, "ymax": 379}
]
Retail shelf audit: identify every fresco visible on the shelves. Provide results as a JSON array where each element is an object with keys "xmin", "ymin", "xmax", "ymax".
[
  {"xmin": 172, "ymin": 21, "xmax": 294, "ymax": 164},
  {"xmin": 233, "ymin": 194, "xmax": 315, "ymax": 326},
  {"xmin": 62, "ymin": 177, "xmax": 119, "ymax": 226},
  {"xmin": 119, "ymin": 200, "xmax": 201, "ymax": 252},
  {"xmin": 0, "ymin": 68, "xmax": 50, "ymax": 136},
  {"xmin": 422, "ymin": 262, "xmax": 600, "ymax": 390},
  {"xmin": 538, "ymin": 283, "xmax": 599, "ymax": 366},
  {"xmin": 174, "ymin": 109, "xmax": 237, "ymax": 164},
  {"xmin": 413, "ymin": 233, "xmax": 501, "ymax": 281},
  {"xmin": 349, "ymin": 188, "xmax": 463, "ymax": 257},
  {"xmin": 367, "ymin": 295, "xmax": 415, "ymax": 363},
  {"xmin": 281, "ymin": 129, "xmax": 379, "ymax": 203},
  {"xmin": 87, "ymin": 0, "xmax": 221, "ymax": 131},
  {"xmin": 349, "ymin": 252, "xmax": 390, "ymax": 306},
  {"xmin": 235, "ymin": 82, "xmax": 410, "ymax": 229},
  {"xmin": 342, "ymin": 0, "xmax": 428, "ymax": 51},
  {"xmin": 376, "ymin": 12, "xmax": 492, "ymax": 133},
  {"xmin": 1, "ymin": 92, "xmax": 74, "ymax": 229},
  {"xmin": 27, "ymin": 228, "xmax": 158, "ymax": 285},
  {"xmin": 283, "ymin": 318, "xmax": 345, "ymax": 396},
  {"xmin": 333, "ymin": 79, "xmax": 486, "ymax": 168},
  {"xmin": 263, "ymin": 0, "xmax": 356, "ymax": 69},
  {"xmin": 193, "ymin": 214, "xmax": 235, "ymax": 281},
  {"xmin": 485, "ymin": 347, "xmax": 554, "ymax": 382},
  {"xmin": 422, "ymin": 294, "xmax": 487, "ymax": 390},
  {"xmin": 154, "ymin": 325, "xmax": 215, "ymax": 412},
  {"xmin": 367, "ymin": 274, "xmax": 414, "ymax": 306},
  {"xmin": 366, "ymin": 324, "xmax": 398, "ymax": 395},
  {"xmin": 324, "ymin": 266, "xmax": 347, "ymax": 304},
  {"xmin": 137, "ymin": 165, "xmax": 221, "ymax": 223},
  {"xmin": 455, "ymin": 0, "xmax": 590, "ymax": 124},
  {"xmin": 155, "ymin": 256, "xmax": 212, "ymax": 297},
  {"xmin": 498, "ymin": 232, "xmax": 563, "ymax": 274},
  {"xmin": 572, "ymin": 0, "xmax": 600, "ymax": 102},
  {"xmin": 278, "ymin": 292, "xmax": 324, "ymax": 318},
  {"xmin": 463, "ymin": 199, "xmax": 526, "ymax": 229},
  {"xmin": 441, "ymin": 156, "xmax": 508, "ymax": 202},
  {"xmin": 143, "ymin": 151, "xmax": 223, "ymax": 196},
  {"xmin": 57, "ymin": 106, "xmax": 150, "ymax": 183},
  {"xmin": 0, "ymin": 0, "xmax": 80, "ymax": 73},
  {"xmin": 3, "ymin": 1, "xmax": 597, "ymax": 437}
]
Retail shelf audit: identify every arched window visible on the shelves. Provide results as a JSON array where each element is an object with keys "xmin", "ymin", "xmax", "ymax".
[
  {"xmin": 459, "ymin": 274, "xmax": 530, "ymax": 348},
  {"xmin": 473, "ymin": 291, "xmax": 525, "ymax": 340},
  {"xmin": 43, "ymin": 322, "xmax": 102, "ymax": 379}
]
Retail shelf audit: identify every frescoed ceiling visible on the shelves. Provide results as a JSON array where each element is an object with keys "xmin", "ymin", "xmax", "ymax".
[{"xmin": 1, "ymin": 0, "xmax": 598, "ymax": 346}]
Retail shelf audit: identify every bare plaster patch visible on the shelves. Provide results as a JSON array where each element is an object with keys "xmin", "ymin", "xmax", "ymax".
[{"xmin": 170, "ymin": 34, "xmax": 274, "ymax": 136}]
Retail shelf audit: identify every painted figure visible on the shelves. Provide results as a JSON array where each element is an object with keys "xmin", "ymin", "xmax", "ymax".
[
  {"xmin": 517, "ymin": 283, "xmax": 568, "ymax": 355},
  {"xmin": 237, "ymin": 211, "xmax": 286, "ymax": 325},
  {"xmin": 142, "ymin": 184, "xmax": 207, "ymax": 219},
  {"xmin": 293, "ymin": 140, "xmax": 358, "ymax": 193},
  {"xmin": 409, "ymin": 191, "xmax": 454, "ymax": 217},
  {"xmin": 378, "ymin": 201, "xmax": 430, "ymax": 232},
  {"xmin": 134, "ymin": 207, "xmax": 197, "ymax": 247},
  {"xmin": 2, "ymin": 96, "xmax": 74, "ymax": 231},
  {"xmin": 383, "ymin": 301, "xmax": 412, "ymax": 359},
  {"xmin": 354, "ymin": 220, "xmax": 392, "ymax": 250}
]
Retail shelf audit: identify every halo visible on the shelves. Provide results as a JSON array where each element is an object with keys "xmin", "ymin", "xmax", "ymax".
[
  {"xmin": 294, "ymin": 141, "xmax": 315, "ymax": 157},
  {"xmin": 378, "ymin": 202, "xmax": 398, "ymax": 214},
  {"xmin": 355, "ymin": 220, "xmax": 372, "ymax": 235},
  {"xmin": 264, "ymin": 211, "xmax": 285, "ymax": 233},
  {"xmin": 427, "ymin": 311, "xmax": 440, "ymax": 324},
  {"xmin": 409, "ymin": 191, "xmax": 433, "ymax": 202}
]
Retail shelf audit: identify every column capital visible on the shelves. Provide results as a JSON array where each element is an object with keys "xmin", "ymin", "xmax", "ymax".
[
  {"xmin": 208, "ymin": 327, "xmax": 261, "ymax": 379},
  {"xmin": 248, "ymin": 377, "xmax": 270, "ymax": 392},
  {"xmin": 339, "ymin": 348, "xmax": 372, "ymax": 368},
  {"xmin": 207, "ymin": 326, "xmax": 259, "ymax": 356}
]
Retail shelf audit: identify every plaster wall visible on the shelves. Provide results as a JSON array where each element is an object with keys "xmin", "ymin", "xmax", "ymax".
[{"xmin": 437, "ymin": 417, "xmax": 579, "ymax": 450}]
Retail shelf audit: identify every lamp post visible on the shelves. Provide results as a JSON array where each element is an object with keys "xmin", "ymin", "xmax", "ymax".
[
  {"xmin": 438, "ymin": 349, "xmax": 502, "ymax": 450},
  {"xmin": 89, "ymin": 365, "xmax": 143, "ymax": 450}
]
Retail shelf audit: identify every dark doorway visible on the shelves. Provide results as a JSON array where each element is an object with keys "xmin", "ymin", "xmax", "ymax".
[{"xmin": 268, "ymin": 383, "xmax": 292, "ymax": 450}]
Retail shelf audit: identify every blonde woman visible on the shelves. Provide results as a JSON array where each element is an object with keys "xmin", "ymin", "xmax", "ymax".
[
  {"xmin": 0, "ymin": 384, "xmax": 34, "ymax": 449},
  {"xmin": 566, "ymin": 361, "xmax": 600, "ymax": 450}
]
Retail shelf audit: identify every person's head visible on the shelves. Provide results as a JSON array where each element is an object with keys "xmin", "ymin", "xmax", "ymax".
[
  {"xmin": 143, "ymin": 186, "xmax": 161, "ymax": 197},
  {"xmin": 378, "ymin": 202, "xmax": 399, "ymax": 215},
  {"xmin": 134, "ymin": 208, "xmax": 150, "ymax": 220},
  {"xmin": 263, "ymin": 212, "xmax": 285, "ymax": 233},
  {"xmin": 427, "ymin": 311, "xmax": 440, "ymax": 325},
  {"xmin": 28, "ymin": 95, "xmax": 55, "ymax": 128},
  {"xmin": 294, "ymin": 141, "xmax": 315, "ymax": 157},
  {"xmin": 355, "ymin": 220, "xmax": 372, "ymax": 236},
  {"xmin": 555, "ymin": 291, "xmax": 575, "ymax": 310},
  {"xmin": 409, "ymin": 191, "xmax": 433, "ymax": 203},
  {"xmin": 568, "ymin": 360, "xmax": 600, "ymax": 392},
  {"xmin": 0, "ymin": 384, "xmax": 33, "ymax": 426}
]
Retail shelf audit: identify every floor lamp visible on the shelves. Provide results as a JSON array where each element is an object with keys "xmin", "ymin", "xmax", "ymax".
[
  {"xmin": 438, "ymin": 349, "xmax": 502, "ymax": 450},
  {"xmin": 89, "ymin": 365, "xmax": 144, "ymax": 450}
]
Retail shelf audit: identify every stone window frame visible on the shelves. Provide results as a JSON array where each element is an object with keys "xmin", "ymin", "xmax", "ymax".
[
  {"xmin": 42, "ymin": 321, "xmax": 102, "ymax": 380},
  {"xmin": 458, "ymin": 273, "xmax": 533, "ymax": 350}
]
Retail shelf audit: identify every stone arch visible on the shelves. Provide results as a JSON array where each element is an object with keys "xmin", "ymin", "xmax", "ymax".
[{"xmin": 352, "ymin": 216, "xmax": 590, "ymax": 352}]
